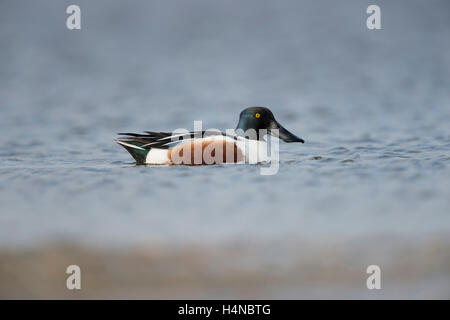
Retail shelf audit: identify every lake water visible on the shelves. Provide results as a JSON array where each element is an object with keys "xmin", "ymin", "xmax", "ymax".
[{"xmin": 0, "ymin": 0, "xmax": 449, "ymax": 298}]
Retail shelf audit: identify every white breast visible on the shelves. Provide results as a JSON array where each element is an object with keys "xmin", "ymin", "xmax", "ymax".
[{"xmin": 236, "ymin": 139, "xmax": 269, "ymax": 164}]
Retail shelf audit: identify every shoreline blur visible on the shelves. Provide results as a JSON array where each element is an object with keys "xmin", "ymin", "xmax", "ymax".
[{"xmin": 1, "ymin": 233, "xmax": 449, "ymax": 299}]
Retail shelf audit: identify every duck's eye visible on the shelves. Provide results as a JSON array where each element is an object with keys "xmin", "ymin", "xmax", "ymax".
[{"xmin": 255, "ymin": 113, "xmax": 261, "ymax": 118}]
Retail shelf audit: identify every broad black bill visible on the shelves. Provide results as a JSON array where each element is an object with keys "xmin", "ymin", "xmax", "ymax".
[{"xmin": 269, "ymin": 120, "xmax": 304, "ymax": 143}]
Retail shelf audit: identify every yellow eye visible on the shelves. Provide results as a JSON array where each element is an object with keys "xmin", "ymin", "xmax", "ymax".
[{"xmin": 255, "ymin": 113, "xmax": 261, "ymax": 118}]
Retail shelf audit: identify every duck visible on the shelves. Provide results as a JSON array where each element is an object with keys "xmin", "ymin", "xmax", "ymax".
[{"xmin": 115, "ymin": 106, "xmax": 304, "ymax": 165}]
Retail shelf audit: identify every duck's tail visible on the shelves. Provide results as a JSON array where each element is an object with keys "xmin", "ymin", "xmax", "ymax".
[{"xmin": 114, "ymin": 139, "xmax": 150, "ymax": 163}]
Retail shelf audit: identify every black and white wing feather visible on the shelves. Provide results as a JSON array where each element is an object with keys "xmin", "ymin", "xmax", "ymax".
[{"xmin": 117, "ymin": 130, "xmax": 237, "ymax": 149}]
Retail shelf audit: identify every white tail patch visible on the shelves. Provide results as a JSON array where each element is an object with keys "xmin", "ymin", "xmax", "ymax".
[{"xmin": 146, "ymin": 148, "xmax": 170, "ymax": 164}]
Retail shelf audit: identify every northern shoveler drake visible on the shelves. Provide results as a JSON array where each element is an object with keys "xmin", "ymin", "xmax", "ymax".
[{"xmin": 115, "ymin": 106, "xmax": 304, "ymax": 165}]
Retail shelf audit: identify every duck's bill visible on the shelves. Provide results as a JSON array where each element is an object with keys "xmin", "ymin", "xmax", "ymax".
[{"xmin": 269, "ymin": 120, "xmax": 304, "ymax": 143}]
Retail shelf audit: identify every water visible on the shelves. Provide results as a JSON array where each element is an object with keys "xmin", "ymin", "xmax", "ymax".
[{"xmin": 0, "ymin": 0, "xmax": 449, "ymax": 298}]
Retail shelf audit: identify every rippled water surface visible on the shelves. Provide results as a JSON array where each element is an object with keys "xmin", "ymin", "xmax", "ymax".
[{"xmin": 0, "ymin": 0, "xmax": 449, "ymax": 298}]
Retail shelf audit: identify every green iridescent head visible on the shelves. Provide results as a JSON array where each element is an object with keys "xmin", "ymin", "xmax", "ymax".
[{"xmin": 235, "ymin": 106, "xmax": 304, "ymax": 143}]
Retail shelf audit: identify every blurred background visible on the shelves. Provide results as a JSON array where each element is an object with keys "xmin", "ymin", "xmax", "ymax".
[{"xmin": 0, "ymin": 0, "xmax": 449, "ymax": 298}]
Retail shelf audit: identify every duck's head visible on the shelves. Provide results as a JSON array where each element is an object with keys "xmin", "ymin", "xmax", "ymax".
[{"xmin": 235, "ymin": 106, "xmax": 304, "ymax": 143}]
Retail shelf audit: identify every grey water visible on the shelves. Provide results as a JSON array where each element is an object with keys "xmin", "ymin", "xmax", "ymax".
[{"xmin": 0, "ymin": 0, "xmax": 449, "ymax": 298}]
